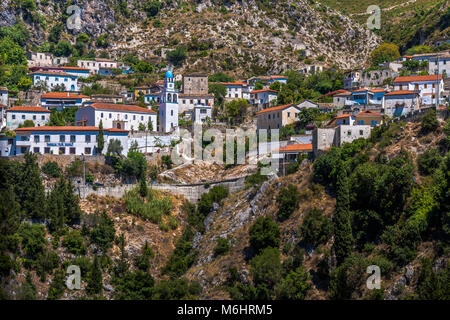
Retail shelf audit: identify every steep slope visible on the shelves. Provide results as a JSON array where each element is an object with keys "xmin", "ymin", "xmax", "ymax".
[{"xmin": 1, "ymin": 0, "xmax": 380, "ymax": 75}]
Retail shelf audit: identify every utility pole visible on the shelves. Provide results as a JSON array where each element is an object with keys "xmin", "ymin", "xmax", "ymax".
[
  {"xmin": 436, "ymin": 55, "xmax": 440, "ymax": 110},
  {"xmin": 82, "ymin": 153, "xmax": 86, "ymax": 200}
]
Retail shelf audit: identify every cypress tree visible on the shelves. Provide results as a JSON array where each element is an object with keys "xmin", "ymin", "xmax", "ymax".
[
  {"xmin": 98, "ymin": 120, "xmax": 104, "ymax": 154},
  {"xmin": 20, "ymin": 153, "xmax": 46, "ymax": 220},
  {"xmin": 87, "ymin": 255, "xmax": 103, "ymax": 295},
  {"xmin": 333, "ymin": 163, "xmax": 354, "ymax": 265},
  {"xmin": 64, "ymin": 178, "xmax": 81, "ymax": 225}
]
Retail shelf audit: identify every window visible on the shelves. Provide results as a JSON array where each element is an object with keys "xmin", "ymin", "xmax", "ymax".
[
  {"xmin": 141, "ymin": 116, "xmax": 144, "ymax": 120},
  {"xmin": 171, "ymin": 110, "xmax": 173, "ymax": 116},
  {"xmin": 347, "ymin": 131, "xmax": 352, "ymax": 136},
  {"xmin": 33, "ymin": 147, "xmax": 40, "ymax": 153},
  {"xmin": 125, "ymin": 114, "xmax": 128, "ymax": 120},
  {"xmin": 109, "ymin": 113, "xmax": 112, "ymax": 119},
  {"xmin": 44, "ymin": 147, "xmax": 50, "ymax": 154},
  {"xmin": 34, "ymin": 135, "xmax": 40, "ymax": 143},
  {"xmin": 12, "ymin": 115, "xmax": 16, "ymax": 120},
  {"xmin": 60, "ymin": 135, "xmax": 65, "ymax": 142},
  {"xmin": 424, "ymin": 84, "xmax": 428, "ymax": 89},
  {"xmin": 85, "ymin": 147, "xmax": 91, "ymax": 155},
  {"xmin": 41, "ymin": 115, "xmax": 45, "ymax": 120},
  {"xmin": 371, "ymin": 120, "xmax": 378, "ymax": 125},
  {"xmin": 101, "ymin": 113, "xmax": 104, "ymax": 118},
  {"xmin": 33, "ymin": 115, "xmax": 36, "ymax": 120},
  {"xmin": 360, "ymin": 130, "xmax": 364, "ymax": 135},
  {"xmin": 22, "ymin": 115, "xmax": 25, "ymax": 120},
  {"xmin": 45, "ymin": 135, "xmax": 50, "ymax": 142},
  {"xmin": 70, "ymin": 147, "xmax": 76, "ymax": 155},
  {"xmin": 59, "ymin": 147, "xmax": 66, "ymax": 154},
  {"xmin": 85, "ymin": 135, "xmax": 91, "ymax": 143},
  {"xmin": 133, "ymin": 115, "xmax": 136, "ymax": 120},
  {"xmin": 287, "ymin": 112, "xmax": 290, "ymax": 117},
  {"xmin": 357, "ymin": 120, "xmax": 364, "ymax": 125}
]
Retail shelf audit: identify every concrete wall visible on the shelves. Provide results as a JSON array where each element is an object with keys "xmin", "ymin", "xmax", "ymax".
[
  {"xmin": 336, "ymin": 125, "xmax": 372, "ymax": 145},
  {"xmin": 312, "ymin": 127, "xmax": 336, "ymax": 156},
  {"xmin": 80, "ymin": 176, "xmax": 247, "ymax": 203}
]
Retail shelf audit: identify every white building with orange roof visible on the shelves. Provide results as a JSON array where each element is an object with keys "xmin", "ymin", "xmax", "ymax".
[
  {"xmin": 77, "ymin": 58, "xmax": 119, "ymax": 75},
  {"xmin": 75, "ymin": 102, "xmax": 157, "ymax": 132},
  {"xmin": 6, "ymin": 106, "xmax": 50, "ymax": 129},
  {"xmin": 14, "ymin": 126, "xmax": 128, "ymax": 156},
  {"xmin": 393, "ymin": 74, "xmax": 444, "ymax": 105},
  {"xmin": 256, "ymin": 104, "xmax": 302, "ymax": 131},
  {"xmin": 332, "ymin": 90, "xmax": 352, "ymax": 107},
  {"xmin": 382, "ymin": 90, "xmax": 421, "ymax": 117},
  {"xmin": 273, "ymin": 143, "xmax": 313, "ymax": 175},
  {"xmin": 249, "ymin": 89, "xmax": 278, "ymax": 110},
  {"xmin": 41, "ymin": 92, "xmax": 89, "ymax": 110},
  {"xmin": 222, "ymin": 81, "xmax": 250, "ymax": 101}
]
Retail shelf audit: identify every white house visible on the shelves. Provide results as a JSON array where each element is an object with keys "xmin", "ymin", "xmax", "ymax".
[
  {"xmin": 77, "ymin": 58, "xmax": 119, "ymax": 75},
  {"xmin": 75, "ymin": 103, "xmax": 157, "ymax": 132},
  {"xmin": 332, "ymin": 91, "xmax": 352, "ymax": 107},
  {"xmin": 222, "ymin": 82, "xmax": 250, "ymax": 101},
  {"xmin": 192, "ymin": 104, "xmax": 212, "ymax": 124},
  {"xmin": 27, "ymin": 52, "xmax": 68, "ymax": 68},
  {"xmin": 0, "ymin": 87, "xmax": 7, "ymax": 107},
  {"xmin": 32, "ymin": 71, "xmax": 79, "ymax": 91},
  {"xmin": 14, "ymin": 126, "xmax": 128, "ymax": 156},
  {"xmin": 6, "ymin": 106, "xmax": 50, "ymax": 130},
  {"xmin": 429, "ymin": 53, "xmax": 450, "ymax": 78},
  {"xmin": 159, "ymin": 69, "xmax": 179, "ymax": 133},
  {"xmin": 393, "ymin": 75, "xmax": 444, "ymax": 105},
  {"xmin": 382, "ymin": 90, "xmax": 421, "ymax": 117},
  {"xmin": 249, "ymin": 89, "xmax": 278, "ymax": 111}
]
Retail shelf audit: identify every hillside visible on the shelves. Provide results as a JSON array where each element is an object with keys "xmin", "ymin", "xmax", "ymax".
[
  {"xmin": 0, "ymin": 0, "xmax": 380, "ymax": 75},
  {"xmin": 320, "ymin": 0, "xmax": 450, "ymax": 52}
]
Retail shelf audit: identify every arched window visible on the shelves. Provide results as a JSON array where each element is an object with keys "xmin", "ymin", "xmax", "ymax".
[
  {"xmin": 173, "ymin": 94, "xmax": 177, "ymax": 103},
  {"xmin": 167, "ymin": 93, "xmax": 172, "ymax": 102}
]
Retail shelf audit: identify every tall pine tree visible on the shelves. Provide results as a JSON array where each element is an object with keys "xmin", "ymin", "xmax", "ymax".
[
  {"xmin": 87, "ymin": 255, "xmax": 103, "ymax": 295},
  {"xmin": 333, "ymin": 163, "xmax": 354, "ymax": 265}
]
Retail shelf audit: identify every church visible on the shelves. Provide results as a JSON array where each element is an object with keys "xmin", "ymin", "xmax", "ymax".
[{"xmin": 159, "ymin": 68, "xmax": 179, "ymax": 133}]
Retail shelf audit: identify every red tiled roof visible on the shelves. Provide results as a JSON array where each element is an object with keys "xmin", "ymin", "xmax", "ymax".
[
  {"xmin": 384, "ymin": 90, "xmax": 418, "ymax": 96},
  {"xmin": 335, "ymin": 114, "xmax": 351, "ymax": 119},
  {"xmin": 276, "ymin": 143, "xmax": 313, "ymax": 153},
  {"xmin": 270, "ymin": 75, "xmax": 287, "ymax": 79},
  {"xmin": 7, "ymin": 106, "xmax": 50, "ymax": 113},
  {"xmin": 87, "ymin": 103, "xmax": 156, "ymax": 113},
  {"xmin": 394, "ymin": 75, "xmax": 443, "ymax": 83},
  {"xmin": 250, "ymin": 89, "xmax": 278, "ymax": 94},
  {"xmin": 355, "ymin": 110, "xmax": 383, "ymax": 117},
  {"xmin": 256, "ymin": 104, "xmax": 298, "ymax": 115},
  {"xmin": 41, "ymin": 92, "xmax": 89, "ymax": 99},
  {"xmin": 322, "ymin": 89, "xmax": 348, "ymax": 97},
  {"xmin": 15, "ymin": 126, "xmax": 128, "ymax": 133},
  {"xmin": 221, "ymin": 82, "xmax": 247, "ymax": 86},
  {"xmin": 369, "ymin": 88, "xmax": 388, "ymax": 93},
  {"xmin": 60, "ymin": 66, "xmax": 90, "ymax": 71}
]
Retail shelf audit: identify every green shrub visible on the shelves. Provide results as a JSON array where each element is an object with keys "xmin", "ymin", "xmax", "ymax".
[
  {"xmin": 249, "ymin": 216, "xmax": 280, "ymax": 254},
  {"xmin": 214, "ymin": 238, "xmax": 230, "ymax": 257},
  {"xmin": 41, "ymin": 161, "xmax": 61, "ymax": 178},
  {"xmin": 62, "ymin": 230, "xmax": 86, "ymax": 255},
  {"xmin": 421, "ymin": 109, "xmax": 438, "ymax": 134},
  {"xmin": 276, "ymin": 184, "xmax": 299, "ymax": 221},
  {"xmin": 125, "ymin": 187, "xmax": 173, "ymax": 223},
  {"xmin": 417, "ymin": 148, "xmax": 442, "ymax": 176}
]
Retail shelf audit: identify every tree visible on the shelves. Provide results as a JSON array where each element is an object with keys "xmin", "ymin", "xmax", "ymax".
[
  {"xmin": 417, "ymin": 148, "xmax": 442, "ymax": 176},
  {"xmin": 214, "ymin": 238, "xmax": 230, "ymax": 257},
  {"xmin": 18, "ymin": 120, "xmax": 35, "ymax": 128},
  {"xmin": 98, "ymin": 120, "xmax": 104, "ymax": 154},
  {"xmin": 89, "ymin": 212, "xmax": 115, "ymax": 252},
  {"xmin": 20, "ymin": 153, "xmax": 46, "ymax": 220},
  {"xmin": 225, "ymin": 99, "xmax": 249, "ymax": 125},
  {"xmin": 371, "ymin": 43, "xmax": 400, "ymax": 65},
  {"xmin": 421, "ymin": 109, "xmax": 438, "ymax": 134},
  {"xmin": 275, "ymin": 267, "xmax": 311, "ymax": 300},
  {"xmin": 86, "ymin": 255, "xmax": 103, "ymax": 295},
  {"xmin": 138, "ymin": 123, "xmax": 146, "ymax": 131},
  {"xmin": 106, "ymin": 139, "xmax": 123, "ymax": 156},
  {"xmin": 250, "ymin": 247, "xmax": 282, "ymax": 299},
  {"xmin": 148, "ymin": 119, "xmax": 154, "ymax": 131},
  {"xmin": 333, "ymin": 164, "xmax": 354, "ymax": 265},
  {"xmin": 276, "ymin": 184, "xmax": 299, "ymax": 221},
  {"xmin": 249, "ymin": 216, "xmax": 280, "ymax": 254},
  {"xmin": 167, "ymin": 47, "xmax": 186, "ymax": 66},
  {"xmin": 299, "ymin": 207, "xmax": 332, "ymax": 247}
]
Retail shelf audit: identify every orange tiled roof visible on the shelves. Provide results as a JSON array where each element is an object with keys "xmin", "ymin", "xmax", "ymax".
[
  {"xmin": 256, "ymin": 104, "xmax": 298, "ymax": 115},
  {"xmin": 276, "ymin": 143, "xmax": 313, "ymax": 153},
  {"xmin": 394, "ymin": 75, "xmax": 443, "ymax": 83},
  {"xmin": 41, "ymin": 92, "xmax": 89, "ymax": 99},
  {"xmin": 384, "ymin": 90, "xmax": 418, "ymax": 96},
  {"xmin": 250, "ymin": 89, "xmax": 278, "ymax": 94},
  {"xmin": 270, "ymin": 75, "xmax": 287, "ymax": 79},
  {"xmin": 87, "ymin": 103, "xmax": 156, "ymax": 113},
  {"xmin": 60, "ymin": 66, "xmax": 90, "ymax": 71},
  {"xmin": 355, "ymin": 110, "xmax": 383, "ymax": 117},
  {"xmin": 7, "ymin": 106, "xmax": 50, "ymax": 113},
  {"xmin": 15, "ymin": 126, "xmax": 128, "ymax": 133}
]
